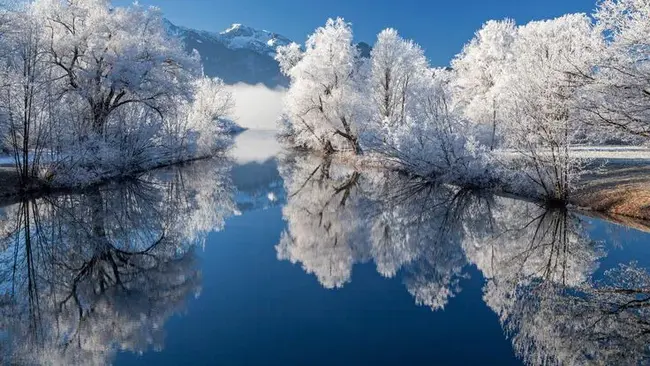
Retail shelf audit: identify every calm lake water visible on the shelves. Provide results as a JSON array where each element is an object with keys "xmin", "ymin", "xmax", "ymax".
[{"xmin": 1, "ymin": 130, "xmax": 649, "ymax": 365}]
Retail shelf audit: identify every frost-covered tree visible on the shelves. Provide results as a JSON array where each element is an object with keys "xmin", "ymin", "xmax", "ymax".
[
  {"xmin": 35, "ymin": 0, "xmax": 199, "ymax": 135},
  {"xmin": 166, "ymin": 77, "xmax": 234, "ymax": 158},
  {"xmin": 367, "ymin": 28, "xmax": 428, "ymax": 135},
  {"xmin": 0, "ymin": 3, "xmax": 54, "ymax": 185},
  {"xmin": 452, "ymin": 19, "xmax": 516, "ymax": 149},
  {"xmin": 276, "ymin": 18, "xmax": 365, "ymax": 154},
  {"xmin": 276, "ymin": 41, "xmax": 302, "ymax": 75},
  {"xmin": 278, "ymin": 20, "xmax": 493, "ymax": 185},
  {"xmin": 498, "ymin": 14, "xmax": 600, "ymax": 201},
  {"xmin": 580, "ymin": 0, "xmax": 650, "ymax": 140},
  {"xmin": 378, "ymin": 67, "xmax": 491, "ymax": 184},
  {"xmin": 0, "ymin": 0, "xmax": 236, "ymax": 188}
]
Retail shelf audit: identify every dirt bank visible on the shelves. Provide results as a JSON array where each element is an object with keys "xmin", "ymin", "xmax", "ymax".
[{"xmin": 572, "ymin": 165, "xmax": 650, "ymax": 223}]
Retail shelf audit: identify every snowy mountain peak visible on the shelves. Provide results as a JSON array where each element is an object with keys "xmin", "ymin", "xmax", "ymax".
[
  {"xmin": 218, "ymin": 23, "xmax": 292, "ymax": 56},
  {"xmin": 222, "ymin": 23, "xmax": 244, "ymax": 34},
  {"xmin": 164, "ymin": 19, "xmax": 291, "ymax": 57},
  {"xmin": 162, "ymin": 19, "xmax": 290, "ymax": 87}
]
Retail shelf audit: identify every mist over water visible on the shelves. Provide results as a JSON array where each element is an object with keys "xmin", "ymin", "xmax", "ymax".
[
  {"xmin": 228, "ymin": 83, "xmax": 286, "ymax": 131},
  {"xmin": 232, "ymin": 130, "xmax": 281, "ymax": 164}
]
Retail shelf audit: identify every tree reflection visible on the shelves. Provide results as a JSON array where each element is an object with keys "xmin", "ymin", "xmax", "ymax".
[
  {"xmin": 0, "ymin": 159, "xmax": 236, "ymax": 365},
  {"xmin": 370, "ymin": 179, "xmax": 475, "ymax": 310},
  {"xmin": 488, "ymin": 260, "xmax": 650, "ymax": 366},
  {"xmin": 277, "ymin": 154, "xmax": 478, "ymax": 309},
  {"xmin": 276, "ymin": 154, "xmax": 650, "ymax": 364},
  {"xmin": 276, "ymin": 154, "xmax": 367, "ymax": 289}
]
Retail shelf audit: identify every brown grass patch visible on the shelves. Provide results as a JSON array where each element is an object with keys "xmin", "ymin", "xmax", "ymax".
[{"xmin": 573, "ymin": 165, "xmax": 650, "ymax": 223}]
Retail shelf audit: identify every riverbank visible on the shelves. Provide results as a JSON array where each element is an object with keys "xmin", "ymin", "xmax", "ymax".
[
  {"xmin": 294, "ymin": 147, "xmax": 650, "ymax": 216},
  {"xmin": 572, "ymin": 164, "xmax": 650, "ymax": 223},
  {"xmin": 3, "ymin": 143, "xmax": 650, "ymax": 230},
  {"xmin": 352, "ymin": 148, "xmax": 650, "ymax": 225},
  {"xmin": 0, "ymin": 153, "xmax": 231, "ymax": 208}
]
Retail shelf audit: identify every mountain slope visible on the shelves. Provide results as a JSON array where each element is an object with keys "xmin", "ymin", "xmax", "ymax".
[
  {"xmin": 164, "ymin": 20, "xmax": 290, "ymax": 88},
  {"xmin": 164, "ymin": 20, "xmax": 373, "ymax": 89}
]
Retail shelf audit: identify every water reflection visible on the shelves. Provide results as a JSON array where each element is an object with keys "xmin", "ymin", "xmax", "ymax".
[
  {"xmin": 277, "ymin": 153, "xmax": 650, "ymax": 365},
  {"xmin": 0, "ymin": 152, "xmax": 647, "ymax": 365},
  {"xmin": 0, "ymin": 159, "xmax": 236, "ymax": 365}
]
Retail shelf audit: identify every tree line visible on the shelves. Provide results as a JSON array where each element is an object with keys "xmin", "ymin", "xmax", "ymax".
[
  {"xmin": 0, "ymin": 0, "xmax": 235, "ymax": 189},
  {"xmin": 276, "ymin": 0, "xmax": 649, "ymax": 202}
]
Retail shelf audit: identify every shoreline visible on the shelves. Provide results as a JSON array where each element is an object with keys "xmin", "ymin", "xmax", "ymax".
[
  {"xmin": 0, "ymin": 153, "xmax": 229, "ymax": 208},
  {"xmin": 313, "ymin": 149, "xmax": 650, "ymax": 229},
  {"xmin": 571, "ymin": 165, "xmax": 650, "ymax": 225},
  {"xmin": 2, "ymin": 147, "xmax": 650, "ymax": 232}
]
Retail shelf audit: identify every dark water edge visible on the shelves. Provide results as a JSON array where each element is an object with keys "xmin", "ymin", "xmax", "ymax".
[{"xmin": 0, "ymin": 153, "xmax": 231, "ymax": 208}]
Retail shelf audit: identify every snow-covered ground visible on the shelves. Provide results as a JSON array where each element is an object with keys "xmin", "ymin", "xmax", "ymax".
[
  {"xmin": 570, "ymin": 146, "xmax": 650, "ymax": 160},
  {"xmin": 497, "ymin": 146, "xmax": 650, "ymax": 166}
]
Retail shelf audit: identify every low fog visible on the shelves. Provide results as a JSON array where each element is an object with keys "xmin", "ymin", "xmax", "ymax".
[{"xmin": 228, "ymin": 83, "xmax": 286, "ymax": 130}]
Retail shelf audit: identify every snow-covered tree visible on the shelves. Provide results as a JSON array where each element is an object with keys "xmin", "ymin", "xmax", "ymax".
[
  {"xmin": 0, "ymin": 0, "xmax": 236, "ymax": 188},
  {"xmin": 276, "ymin": 18, "xmax": 365, "ymax": 154},
  {"xmin": 378, "ymin": 66, "xmax": 492, "ymax": 184},
  {"xmin": 498, "ymin": 14, "xmax": 600, "ymax": 201},
  {"xmin": 276, "ymin": 42, "xmax": 302, "ymax": 75},
  {"xmin": 452, "ymin": 19, "xmax": 516, "ymax": 149},
  {"xmin": 35, "ymin": 0, "xmax": 199, "ymax": 135},
  {"xmin": 0, "ymin": 3, "xmax": 54, "ymax": 185},
  {"xmin": 276, "ymin": 20, "xmax": 491, "ymax": 187},
  {"xmin": 166, "ymin": 77, "xmax": 234, "ymax": 157},
  {"xmin": 580, "ymin": 0, "xmax": 650, "ymax": 140},
  {"xmin": 367, "ymin": 28, "xmax": 429, "ymax": 136}
]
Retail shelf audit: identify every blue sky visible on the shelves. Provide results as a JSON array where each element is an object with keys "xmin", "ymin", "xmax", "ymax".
[{"xmin": 115, "ymin": 0, "xmax": 597, "ymax": 66}]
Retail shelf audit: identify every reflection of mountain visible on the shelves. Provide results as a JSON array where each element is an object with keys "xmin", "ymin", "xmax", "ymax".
[
  {"xmin": 275, "ymin": 153, "xmax": 650, "ymax": 365},
  {"xmin": 0, "ymin": 160, "xmax": 236, "ymax": 365},
  {"xmin": 164, "ymin": 20, "xmax": 290, "ymax": 88},
  {"xmin": 232, "ymin": 158, "xmax": 285, "ymax": 212}
]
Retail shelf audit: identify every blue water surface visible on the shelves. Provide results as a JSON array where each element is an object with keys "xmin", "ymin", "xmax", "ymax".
[{"xmin": 2, "ymin": 131, "xmax": 649, "ymax": 366}]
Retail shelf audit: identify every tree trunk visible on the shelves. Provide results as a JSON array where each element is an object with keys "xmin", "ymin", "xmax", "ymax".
[
  {"xmin": 350, "ymin": 137, "xmax": 363, "ymax": 155},
  {"xmin": 338, "ymin": 116, "xmax": 362, "ymax": 155},
  {"xmin": 324, "ymin": 140, "xmax": 335, "ymax": 155},
  {"xmin": 89, "ymin": 187, "xmax": 108, "ymax": 246},
  {"xmin": 92, "ymin": 106, "xmax": 108, "ymax": 136},
  {"xmin": 490, "ymin": 99, "xmax": 497, "ymax": 151}
]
